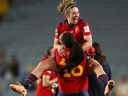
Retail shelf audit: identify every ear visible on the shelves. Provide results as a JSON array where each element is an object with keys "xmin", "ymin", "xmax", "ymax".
[{"xmin": 64, "ymin": 13, "xmax": 69, "ymax": 18}]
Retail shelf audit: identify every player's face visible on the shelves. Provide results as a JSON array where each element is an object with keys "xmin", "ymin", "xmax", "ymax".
[{"xmin": 66, "ymin": 7, "xmax": 80, "ymax": 25}]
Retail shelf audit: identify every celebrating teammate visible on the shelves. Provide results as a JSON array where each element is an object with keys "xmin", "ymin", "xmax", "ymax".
[
  {"xmin": 88, "ymin": 42, "xmax": 112, "ymax": 96},
  {"xmin": 54, "ymin": 0, "xmax": 92, "ymax": 54},
  {"xmin": 35, "ymin": 47, "xmax": 58, "ymax": 96},
  {"xmin": 54, "ymin": 0, "xmax": 111, "ymax": 95},
  {"xmin": 9, "ymin": 0, "xmax": 115, "ymax": 95}
]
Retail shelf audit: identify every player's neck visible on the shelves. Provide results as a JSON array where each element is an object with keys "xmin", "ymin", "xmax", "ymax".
[{"xmin": 66, "ymin": 20, "xmax": 74, "ymax": 28}]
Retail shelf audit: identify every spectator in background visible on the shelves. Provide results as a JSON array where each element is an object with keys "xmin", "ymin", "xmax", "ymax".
[
  {"xmin": 115, "ymin": 76, "xmax": 128, "ymax": 96},
  {"xmin": 0, "ymin": 88, "xmax": 3, "ymax": 96},
  {"xmin": 35, "ymin": 47, "xmax": 58, "ymax": 96},
  {"xmin": 8, "ymin": 55, "xmax": 20, "ymax": 78},
  {"xmin": 0, "ymin": 0, "xmax": 10, "ymax": 24},
  {"xmin": 88, "ymin": 42, "xmax": 112, "ymax": 96},
  {"xmin": 0, "ymin": 49, "xmax": 7, "ymax": 77},
  {"xmin": 3, "ymin": 55, "xmax": 20, "ymax": 87},
  {"xmin": 0, "ymin": 0, "xmax": 13, "ymax": 24}
]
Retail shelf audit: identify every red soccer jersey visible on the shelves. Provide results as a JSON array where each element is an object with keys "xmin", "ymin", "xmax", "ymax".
[
  {"xmin": 54, "ymin": 49, "xmax": 89, "ymax": 94},
  {"xmin": 54, "ymin": 18, "xmax": 92, "ymax": 46},
  {"xmin": 35, "ymin": 58, "xmax": 57, "ymax": 96}
]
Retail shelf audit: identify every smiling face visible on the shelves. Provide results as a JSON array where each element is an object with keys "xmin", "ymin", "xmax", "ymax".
[{"xmin": 65, "ymin": 7, "xmax": 80, "ymax": 25}]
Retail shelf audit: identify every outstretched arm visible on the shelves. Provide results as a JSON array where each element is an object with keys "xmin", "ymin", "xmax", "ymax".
[
  {"xmin": 9, "ymin": 56, "xmax": 58, "ymax": 95},
  {"xmin": 31, "ymin": 56, "xmax": 57, "ymax": 78}
]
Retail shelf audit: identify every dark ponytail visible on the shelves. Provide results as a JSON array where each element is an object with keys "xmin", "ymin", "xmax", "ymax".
[
  {"xmin": 58, "ymin": 32, "xmax": 84, "ymax": 74},
  {"xmin": 93, "ymin": 42, "xmax": 106, "ymax": 65}
]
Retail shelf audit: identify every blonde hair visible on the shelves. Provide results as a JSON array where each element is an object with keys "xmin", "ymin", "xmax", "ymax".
[{"xmin": 57, "ymin": 0, "xmax": 77, "ymax": 14}]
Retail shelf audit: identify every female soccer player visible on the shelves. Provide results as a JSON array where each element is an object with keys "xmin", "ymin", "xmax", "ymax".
[
  {"xmin": 55, "ymin": 32, "xmax": 89, "ymax": 95},
  {"xmin": 54, "ymin": 0, "xmax": 92, "ymax": 55},
  {"xmin": 88, "ymin": 42, "xmax": 112, "ymax": 96},
  {"xmin": 54, "ymin": 0, "xmax": 109, "ymax": 94},
  {"xmin": 35, "ymin": 47, "xmax": 58, "ymax": 96}
]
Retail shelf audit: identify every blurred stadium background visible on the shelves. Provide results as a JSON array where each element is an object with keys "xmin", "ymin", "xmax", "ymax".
[{"xmin": 0, "ymin": 0, "xmax": 128, "ymax": 96}]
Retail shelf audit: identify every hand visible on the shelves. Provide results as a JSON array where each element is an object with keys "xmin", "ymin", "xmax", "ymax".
[
  {"xmin": 57, "ymin": 45, "xmax": 65, "ymax": 56},
  {"xmin": 9, "ymin": 82, "xmax": 27, "ymax": 96},
  {"xmin": 86, "ymin": 47, "xmax": 95, "ymax": 58}
]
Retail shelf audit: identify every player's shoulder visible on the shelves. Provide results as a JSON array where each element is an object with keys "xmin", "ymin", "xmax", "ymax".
[
  {"xmin": 54, "ymin": 48, "xmax": 63, "ymax": 58},
  {"xmin": 54, "ymin": 48, "xmax": 59, "ymax": 56},
  {"xmin": 79, "ymin": 18, "xmax": 86, "ymax": 22},
  {"xmin": 54, "ymin": 48, "xmax": 58, "ymax": 53},
  {"xmin": 56, "ymin": 20, "xmax": 65, "ymax": 27},
  {"xmin": 78, "ymin": 18, "xmax": 88, "ymax": 25},
  {"xmin": 39, "ymin": 57, "xmax": 48, "ymax": 62}
]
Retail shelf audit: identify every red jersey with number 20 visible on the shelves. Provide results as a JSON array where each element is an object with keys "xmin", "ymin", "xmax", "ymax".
[
  {"xmin": 54, "ymin": 48, "xmax": 89, "ymax": 94},
  {"xmin": 54, "ymin": 18, "xmax": 91, "ymax": 46}
]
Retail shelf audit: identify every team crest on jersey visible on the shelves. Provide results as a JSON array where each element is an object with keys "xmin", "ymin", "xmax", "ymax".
[
  {"xmin": 84, "ymin": 26, "xmax": 90, "ymax": 32},
  {"xmin": 75, "ymin": 25, "xmax": 80, "ymax": 33}
]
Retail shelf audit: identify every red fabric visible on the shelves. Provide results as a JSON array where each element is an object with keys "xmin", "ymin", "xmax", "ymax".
[
  {"xmin": 54, "ymin": 18, "xmax": 92, "ymax": 46},
  {"xmin": 86, "ymin": 47, "xmax": 95, "ymax": 58},
  {"xmin": 54, "ymin": 49, "xmax": 89, "ymax": 94},
  {"xmin": 35, "ymin": 58, "xmax": 57, "ymax": 96}
]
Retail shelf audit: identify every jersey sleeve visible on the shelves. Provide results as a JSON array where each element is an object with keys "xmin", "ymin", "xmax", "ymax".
[
  {"xmin": 54, "ymin": 23, "xmax": 62, "ymax": 39},
  {"xmin": 80, "ymin": 19, "xmax": 92, "ymax": 36},
  {"xmin": 39, "ymin": 57, "xmax": 47, "ymax": 62}
]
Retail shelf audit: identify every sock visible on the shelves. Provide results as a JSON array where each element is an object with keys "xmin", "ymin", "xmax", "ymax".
[
  {"xmin": 22, "ymin": 74, "xmax": 38, "ymax": 89},
  {"xmin": 98, "ymin": 74, "xmax": 108, "ymax": 89}
]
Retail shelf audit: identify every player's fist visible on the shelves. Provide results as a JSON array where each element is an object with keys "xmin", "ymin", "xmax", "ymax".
[
  {"xmin": 86, "ymin": 47, "xmax": 95, "ymax": 58},
  {"xmin": 9, "ymin": 82, "xmax": 27, "ymax": 96}
]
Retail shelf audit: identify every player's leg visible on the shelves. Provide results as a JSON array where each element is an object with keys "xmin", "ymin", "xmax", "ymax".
[
  {"xmin": 87, "ymin": 58, "xmax": 108, "ymax": 95},
  {"xmin": 87, "ymin": 59, "xmax": 115, "ymax": 96}
]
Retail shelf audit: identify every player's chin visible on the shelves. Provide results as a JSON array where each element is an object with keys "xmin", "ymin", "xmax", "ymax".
[{"xmin": 73, "ymin": 20, "xmax": 78, "ymax": 24}]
